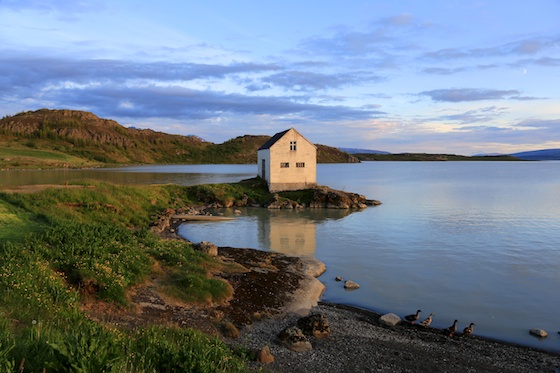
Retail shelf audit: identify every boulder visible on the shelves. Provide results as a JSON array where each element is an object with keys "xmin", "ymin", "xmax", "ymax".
[
  {"xmin": 257, "ymin": 346, "xmax": 274, "ymax": 364},
  {"xmin": 529, "ymin": 329, "xmax": 548, "ymax": 338},
  {"xmin": 222, "ymin": 321, "xmax": 240, "ymax": 339},
  {"xmin": 379, "ymin": 313, "xmax": 401, "ymax": 327},
  {"xmin": 195, "ymin": 241, "xmax": 218, "ymax": 256},
  {"xmin": 278, "ymin": 326, "xmax": 312, "ymax": 352},
  {"xmin": 297, "ymin": 313, "xmax": 331, "ymax": 339},
  {"xmin": 344, "ymin": 280, "xmax": 360, "ymax": 289}
]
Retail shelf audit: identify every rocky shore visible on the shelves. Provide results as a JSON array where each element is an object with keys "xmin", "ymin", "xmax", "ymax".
[{"xmin": 144, "ymin": 207, "xmax": 560, "ymax": 372}]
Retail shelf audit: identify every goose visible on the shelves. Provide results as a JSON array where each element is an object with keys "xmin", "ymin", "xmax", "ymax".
[
  {"xmin": 419, "ymin": 313, "xmax": 434, "ymax": 327},
  {"xmin": 404, "ymin": 309, "xmax": 422, "ymax": 324},
  {"xmin": 444, "ymin": 320, "xmax": 458, "ymax": 337},
  {"xmin": 462, "ymin": 323, "xmax": 475, "ymax": 337}
]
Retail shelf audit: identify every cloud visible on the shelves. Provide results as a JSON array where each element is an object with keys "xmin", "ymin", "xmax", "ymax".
[
  {"xmin": 436, "ymin": 106, "xmax": 508, "ymax": 124},
  {"xmin": 419, "ymin": 88, "xmax": 521, "ymax": 102},
  {"xmin": 0, "ymin": 54, "xmax": 280, "ymax": 88},
  {"xmin": 424, "ymin": 36, "xmax": 560, "ymax": 61},
  {"xmin": 0, "ymin": 0, "xmax": 107, "ymax": 17},
  {"xmin": 261, "ymin": 70, "xmax": 383, "ymax": 91}
]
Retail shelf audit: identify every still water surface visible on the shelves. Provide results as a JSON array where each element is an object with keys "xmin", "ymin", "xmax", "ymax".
[
  {"xmin": 2, "ymin": 162, "xmax": 559, "ymax": 352},
  {"xmin": 180, "ymin": 162, "xmax": 560, "ymax": 352}
]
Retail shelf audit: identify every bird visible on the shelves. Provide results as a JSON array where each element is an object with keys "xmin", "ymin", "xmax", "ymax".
[
  {"xmin": 444, "ymin": 320, "xmax": 458, "ymax": 337},
  {"xmin": 462, "ymin": 323, "xmax": 475, "ymax": 337},
  {"xmin": 404, "ymin": 309, "xmax": 422, "ymax": 324},
  {"xmin": 419, "ymin": 313, "xmax": 434, "ymax": 327}
]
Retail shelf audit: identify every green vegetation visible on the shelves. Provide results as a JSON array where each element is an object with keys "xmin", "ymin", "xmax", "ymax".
[
  {"xmin": 0, "ymin": 182, "xmax": 249, "ymax": 371},
  {"xmin": 354, "ymin": 153, "xmax": 522, "ymax": 161},
  {"xmin": 0, "ymin": 109, "xmax": 356, "ymax": 169}
]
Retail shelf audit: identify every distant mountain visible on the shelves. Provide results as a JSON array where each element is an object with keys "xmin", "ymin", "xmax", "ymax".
[
  {"xmin": 0, "ymin": 109, "xmax": 357, "ymax": 169},
  {"xmin": 509, "ymin": 149, "xmax": 560, "ymax": 161},
  {"xmin": 339, "ymin": 147, "xmax": 390, "ymax": 155}
]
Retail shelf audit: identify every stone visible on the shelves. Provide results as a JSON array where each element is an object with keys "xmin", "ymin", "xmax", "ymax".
[
  {"xmin": 335, "ymin": 276, "xmax": 342, "ymax": 282},
  {"xmin": 379, "ymin": 313, "xmax": 402, "ymax": 327},
  {"xmin": 297, "ymin": 313, "xmax": 331, "ymax": 339},
  {"xmin": 278, "ymin": 326, "xmax": 312, "ymax": 352},
  {"xmin": 223, "ymin": 322, "xmax": 240, "ymax": 339},
  {"xmin": 529, "ymin": 329, "xmax": 548, "ymax": 338},
  {"xmin": 344, "ymin": 280, "xmax": 360, "ymax": 289},
  {"xmin": 195, "ymin": 241, "xmax": 218, "ymax": 256},
  {"xmin": 257, "ymin": 346, "xmax": 274, "ymax": 364}
]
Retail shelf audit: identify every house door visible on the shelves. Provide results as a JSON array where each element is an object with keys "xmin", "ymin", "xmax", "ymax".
[{"xmin": 261, "ymin": 159, "xmax": 266, "ymax": 179}]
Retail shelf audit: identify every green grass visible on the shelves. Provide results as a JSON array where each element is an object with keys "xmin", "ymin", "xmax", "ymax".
[
  {"xmin": 0, "ymin": 199, "xmax": 48, "ymax": 242},
  {"xmin": 0, "ymin": 182, "xmax": 250, "ymax": 371},
  {"xmin": 0, "ymin": 145, "xmax": 99, "ymax": 169}
]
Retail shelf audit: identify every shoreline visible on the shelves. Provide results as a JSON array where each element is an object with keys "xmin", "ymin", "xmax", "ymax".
[{"xmin": 160, "ymin": 212, "xmax": 560, "ymax": 371}]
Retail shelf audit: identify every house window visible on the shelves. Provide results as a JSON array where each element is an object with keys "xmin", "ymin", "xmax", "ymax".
[
  {"xmin": 296, "ymin": 162, "xmax": 305, "ymax": 168},
  {"xmin": 290, "ymin": 141, "xmax": 297, "ymax": 151},
  {"xmin": 280, "ymin": 162, "xmax": 290, "ymax": 168}
]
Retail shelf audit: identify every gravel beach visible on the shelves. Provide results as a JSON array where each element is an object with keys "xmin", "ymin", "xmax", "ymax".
[{"xmin": 230, "ymin": 302, "xmax": 560, "ymax": 373}]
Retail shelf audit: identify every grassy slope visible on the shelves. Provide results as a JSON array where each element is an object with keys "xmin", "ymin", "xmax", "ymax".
[{"xmin": 0, "ymin": 183, "xmax": 250, "ymax": 371}]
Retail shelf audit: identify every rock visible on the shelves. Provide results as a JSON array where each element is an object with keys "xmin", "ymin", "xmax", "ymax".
[
  {"xmin": 335, "ymin": 276, "xmax": 342, "ymax": 282},
  {"xmin": 223, "ymin": 322, "xmax": 240, "ymax": 339},
  {"xmin": 297, "ymin": 313, "xmax": 331, "ymax": 339},
  {"xmin": 379, "ymin": 313, "xmax": 402, "ymax": 327},
  {"xmin": 529, "ymin": 329, "xmax": 548, "ymax": 338},
  {"xmin": 278, "ymin": 326, "xmax": 312, "ymax": 352},
  {"xmin": 233, "ymin": 209, "xmax": 241, "ymax": 214},
  {"xmin": 257, "ymin": 346, "xmax": 274, "ymax": 364},
  {"xmin": 344, "ymin": 280, "xmax": 360, "ymax": 289},
  {"xmin": 195, "ymin": 241, "xmax": 218, "ymax": 256}
]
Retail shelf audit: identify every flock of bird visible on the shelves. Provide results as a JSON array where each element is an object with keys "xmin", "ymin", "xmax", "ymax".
[{"xmin": 404, "ymin": 309, "xmax": 475, "ymax": 337}]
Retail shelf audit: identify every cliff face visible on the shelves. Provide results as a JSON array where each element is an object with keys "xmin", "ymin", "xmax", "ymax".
[{"xmin": 0, "ymin": 108, "xmax": 359, "ymax": 165}]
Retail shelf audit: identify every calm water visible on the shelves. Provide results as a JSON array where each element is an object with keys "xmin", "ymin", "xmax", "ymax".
[
  {"xmin": 2, "ymin": 162, "xmax": 560, "ymax": 352},
  {"xmin": 180, "ymin": 162, "xmax": 560, "ymax": 353}
]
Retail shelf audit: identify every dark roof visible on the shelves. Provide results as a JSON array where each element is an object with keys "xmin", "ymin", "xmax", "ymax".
[{"xmin": 257, "ymin": 129, "xmax": 290, "ymax": 150}]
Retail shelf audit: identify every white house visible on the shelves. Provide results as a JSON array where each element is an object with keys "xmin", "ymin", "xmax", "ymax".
[{"xmin": 257, "ymin": 128, "xmax": 317, "ymax": 192}]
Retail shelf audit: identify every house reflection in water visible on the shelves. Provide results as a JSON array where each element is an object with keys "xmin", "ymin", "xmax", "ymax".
[
  {"xmin": 179, "ymin": 208, "xmax": 355, "ymax": 257},
  {"xmin": 256, "ymin": 209, "xmax": 353, "ymax": 257},
  {"xmin": 259, "ymin": 212, "xmax": 317, "ymax": 256}
]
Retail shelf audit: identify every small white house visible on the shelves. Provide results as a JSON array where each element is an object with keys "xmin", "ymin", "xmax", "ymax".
[{"xmin": 257, "ymin": 128, "xmax": 317, "ymax": 192}]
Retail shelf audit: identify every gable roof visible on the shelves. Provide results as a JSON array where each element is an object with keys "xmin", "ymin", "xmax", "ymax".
[
  {"xmin": 258, "ymin": 128, "xmax": 316, "ymax": 150},
  {"xmin": 257, "ymin": 129, "xmax": 290, "ymax": 150}
]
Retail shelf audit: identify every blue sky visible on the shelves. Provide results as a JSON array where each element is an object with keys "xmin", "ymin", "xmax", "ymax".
[{"xmin": 1, "ymin": 0, "xmax": 559, "ymax": 155}]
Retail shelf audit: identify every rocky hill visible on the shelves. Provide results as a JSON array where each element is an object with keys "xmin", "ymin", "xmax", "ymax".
[{"xmin": 0, "ymin": 109, "xmax": 357, "ymax": 168}]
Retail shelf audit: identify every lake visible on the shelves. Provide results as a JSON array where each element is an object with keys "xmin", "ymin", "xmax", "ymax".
[{"xmin": 2, "ymin": 162, "xmax": 559, "ymax": 352}]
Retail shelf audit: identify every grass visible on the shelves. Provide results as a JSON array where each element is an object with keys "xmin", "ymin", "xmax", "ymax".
[
  {"xmin": 0, "ymin": 144, "xmax": 99, "ymax": 169},
  {"xmin": 0, "ymin": 199, "xmax": 48, "ymax": 241},
  {"xmin": 0, "ymin": 182, "xmax": 250, "ymax": 371}
]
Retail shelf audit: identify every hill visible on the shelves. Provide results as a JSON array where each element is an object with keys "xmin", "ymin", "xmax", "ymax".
[
  {"xmin": 0, "ymin": 109, "xmax": 357, "ymax": 168},
  {"xmin": 353, "ymin": 153, "xmax": 522, "ymax": 161},
  {"xmin": 339, "ymin": 147, "xmax": 390, "ymax": 155},
  {"xmin": 510, "ymin": 149, "xmax": 560, "ymax": 160}
]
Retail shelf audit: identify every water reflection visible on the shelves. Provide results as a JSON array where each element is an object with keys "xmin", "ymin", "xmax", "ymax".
[
  {"xmin": 179, "ymin": 207, "xmax": 356, "ymax": 256},
  {"xmin": 0, "ymin": 164, "xmax": 256, "ymax": 187}
]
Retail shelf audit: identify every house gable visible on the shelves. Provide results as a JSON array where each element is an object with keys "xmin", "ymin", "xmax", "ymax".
[{"xmin": 257, "ymin": 128, "xmax": 317, "ymax": 192}]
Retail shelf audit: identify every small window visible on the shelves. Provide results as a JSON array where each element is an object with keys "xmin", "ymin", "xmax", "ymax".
[
  {"xmin": 296, "ymin": 162, "xmax": 305, "ymax": 168},
  {"xmin": 280, "ymin": 162, "xmax": 290, "ymax": 168},
  {"xmin": 290, "ymin": 141, "xmax": 297, "ymax": 151}
]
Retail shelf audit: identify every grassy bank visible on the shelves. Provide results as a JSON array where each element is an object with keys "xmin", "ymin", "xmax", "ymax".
[{"xmin": 0, "ymin": 182, "xmax": 252, "ymax": 371}]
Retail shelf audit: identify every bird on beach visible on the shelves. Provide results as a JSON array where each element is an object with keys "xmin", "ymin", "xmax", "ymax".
[
  {"xmin": 419, "ymin": 313, "xmax": 434, "ymax": 327},
  {"xmin": 444, "ymin": 320, "xmax": 458, "ymax": 337},
  {"xmin": 404, "ymin": 309, "xmax": 422, "ymax": 324},
  {"xmin": 462, "ymin": 323, "xmax": 475, "ymax": 337}
]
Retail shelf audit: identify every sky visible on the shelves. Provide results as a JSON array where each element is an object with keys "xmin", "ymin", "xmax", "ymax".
[{"xmin": 1, "ymin": 1, "xmax": 559, "ymax": 155}]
